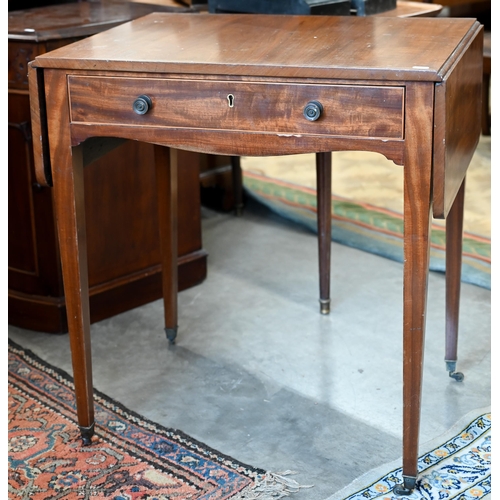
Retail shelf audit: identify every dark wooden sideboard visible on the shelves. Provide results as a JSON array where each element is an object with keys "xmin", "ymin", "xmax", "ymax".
[{"xmin": 8, "ymin": 2, "xmax": 209, "ymax": 333}]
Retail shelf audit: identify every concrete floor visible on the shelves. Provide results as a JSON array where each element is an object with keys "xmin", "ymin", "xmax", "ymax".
[{"xmin": 8, "ymin": 198, "xmax": 491, "ymax": 500}]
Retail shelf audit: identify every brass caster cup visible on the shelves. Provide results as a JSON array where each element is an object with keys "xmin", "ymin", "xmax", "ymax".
[{"xmin": 319, "ymin": 299, "xmax": 330, "ymax": 315}]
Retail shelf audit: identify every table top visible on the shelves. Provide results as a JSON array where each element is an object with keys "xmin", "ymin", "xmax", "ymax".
[{"xmin": 31, "ymin": 13, "xmax": 479, "ymax": 82}]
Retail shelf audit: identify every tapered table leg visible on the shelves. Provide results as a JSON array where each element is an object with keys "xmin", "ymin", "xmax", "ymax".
[
  {"xmin": 155, "ymin": 146, "xmax": 179, "ymax": 344},
  {"xmin": 46, "ymin": 69, "xmax": 95, "ymax": 445},
  {"xmin": 53, "ymin": 143, "xmax": 95, "ymax": 444},
  {"xmin": 316, "ymin": 152, "xmax": 332, "ymax": 315},
  {"xmin": 445, "ymin": 179, "xmax": 465, "ymax": 382},
  {"xmin": 394, "ymin": 83, "xmax": 434, "ymax": 495}
]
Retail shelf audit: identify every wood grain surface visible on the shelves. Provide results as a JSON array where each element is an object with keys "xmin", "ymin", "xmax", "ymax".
[{"xmin": 32, "ymin": 13, "xmax": 476, "ymax": 82}]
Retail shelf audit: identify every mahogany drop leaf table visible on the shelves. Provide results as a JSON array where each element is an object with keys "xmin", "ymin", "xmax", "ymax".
[{"xmin": 28, "ymin": 13, "xmax": 483, "ymax": 494}]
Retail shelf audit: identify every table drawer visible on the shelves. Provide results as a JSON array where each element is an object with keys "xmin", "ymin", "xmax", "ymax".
[{"xmin": 68, "ymin": 76, "xmax": 404, "ymax": 139}]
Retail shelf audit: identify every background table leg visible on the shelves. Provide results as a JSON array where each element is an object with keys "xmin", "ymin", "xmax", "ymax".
[
  {"xmin": 155, "ymin": 146, "xmax": 179, "ymax": 343},
  {"xmin": 316, "ymin": 152, "xmax": 332, "ymax": 315},
  {"xmin": 230, "ymin": 156, "xmax": 244, "ymax": 216},
  {"xmin": 445, "ymin": 179, "xmax": 465, "ymax": 382}
]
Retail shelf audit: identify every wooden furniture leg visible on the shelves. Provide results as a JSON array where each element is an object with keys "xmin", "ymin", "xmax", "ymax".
[
  {"xmin": 316, "ymin": 152, "xmax": 332, "ymax": 315},
  {"xmin": 46, "ymin": 70, "xmax": 95, "ymax": 444},
  {"xmin": 53, "ymin": 143, "xmax": 95, "ymax": 444},
  {"xmin": 445, "ymin": 179, "xmax": 465, "ymax": 382},
  {"xmin": 394, "ymin": 83, "xmax": 434, "ymax": 495},
  {"xmin": 155, "ymin": 146, "xmax": 179, "ymax": 343},
  {"xmin": 231, "ymin": 153, "xmax": 333, "ymax": 315},
  {"xmin": 230, "ymin": 156, "xmax": 244, "ymax": 216}
]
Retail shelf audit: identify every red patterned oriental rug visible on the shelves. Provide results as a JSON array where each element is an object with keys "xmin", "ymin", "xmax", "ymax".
[{"xmin": 8, "ymin": 340, "xmax": 303, "ymax": 500}]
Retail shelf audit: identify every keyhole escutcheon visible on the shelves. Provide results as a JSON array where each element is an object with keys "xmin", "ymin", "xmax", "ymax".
[{"xmin": 227, "ymin": 94, "xmax": 234, "ymax": 108}]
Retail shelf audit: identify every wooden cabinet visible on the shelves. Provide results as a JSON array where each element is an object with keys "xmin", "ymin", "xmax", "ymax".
[{"xmin": 8, "ymin": 2, "xmax": 207, "ymax": 333}]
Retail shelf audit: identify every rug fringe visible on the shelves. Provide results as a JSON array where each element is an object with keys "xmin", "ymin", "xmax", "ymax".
[{"xmin": 233, "ymin": 471, "xmax": 314, "ymax": 500}]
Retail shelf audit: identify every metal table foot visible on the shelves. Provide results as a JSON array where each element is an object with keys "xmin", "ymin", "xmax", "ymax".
[
  {"xmin": 393, "ymin": 475, "xmax": 417, "ymax": 496},
  {"xmin": 446, "ymin": 360, "xmax": 464, "ymax": 382},
  {"xmin": 79, "ymin": 423, "xmax": 95, "ymax": 446},
  {"xmin": 319, "ymin": 299, "xmax": 330, "ymax": 315},
  {"xmin": 165, "ymin": 326, "xmax": 178, "ymax": 344}
]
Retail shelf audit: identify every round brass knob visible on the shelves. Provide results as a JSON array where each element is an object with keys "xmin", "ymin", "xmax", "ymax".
[
  {"xmin": 303, "ymin": 100, "xmax": 323, "ymax": 121},
  {"xmin": 133, "ymin": 95, "xmax": 152, "ymax": 115}
]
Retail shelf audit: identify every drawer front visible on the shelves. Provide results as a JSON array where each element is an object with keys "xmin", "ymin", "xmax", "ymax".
[{"xmin": 68, "ymin": 76, "xmax": 404, "ymax": 139}]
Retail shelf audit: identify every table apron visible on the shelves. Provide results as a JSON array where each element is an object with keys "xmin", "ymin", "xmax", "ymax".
[{"xmin": 69, "ymin": 123, "xmax": 406, "ymax": 164}]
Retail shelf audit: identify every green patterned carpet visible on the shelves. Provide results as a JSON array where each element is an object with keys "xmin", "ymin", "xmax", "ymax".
[{"xmin": 241, "ymin": 137, "xmax": 491, "ymax": 289}]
